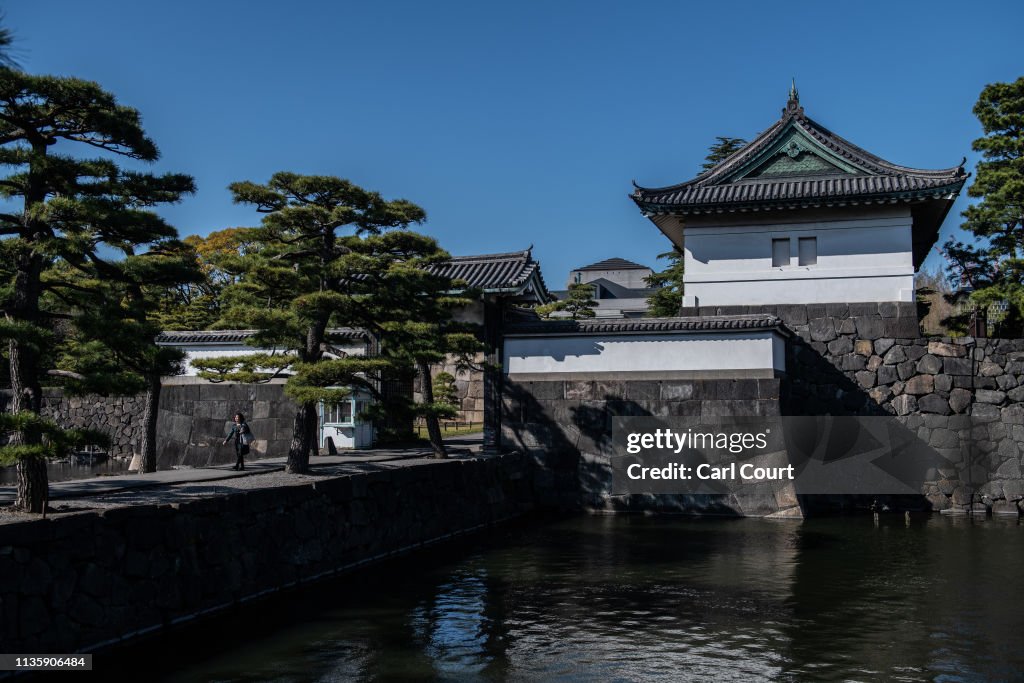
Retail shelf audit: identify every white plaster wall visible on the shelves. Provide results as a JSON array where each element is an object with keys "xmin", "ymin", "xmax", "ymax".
[
  {"xmin": 682, "ymin": 210, "xmax": 915, "ymax": 306},
  {"xmin": 504, "ymin": 332, "xmax": 784, "ymax": 376},
  {"xmin": 572, "ymin": 268, "xmax": 652, "ymax": 288},
  {"xmin": 170, "ymin": 342, "xmax": 365, "ymax": 376}
]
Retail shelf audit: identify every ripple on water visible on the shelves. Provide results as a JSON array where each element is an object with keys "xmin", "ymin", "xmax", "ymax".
[{"xmin": 106, "ymin": 515, "xmax": 1024, "ymax": 683}]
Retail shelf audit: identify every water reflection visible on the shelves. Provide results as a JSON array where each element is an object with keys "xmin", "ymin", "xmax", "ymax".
[
  {"xmin": 109, "ymin": 514, "xmax": 1024, "ymax": 682},
  {"xmin": 0, "ymin": 457, "xmax": 130, "ymax": 484}
]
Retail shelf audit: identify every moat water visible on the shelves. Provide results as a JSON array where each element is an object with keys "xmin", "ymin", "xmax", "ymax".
[{"xmin": 110, "ymin": 514, "xmax": 1023, "ymax": 682}]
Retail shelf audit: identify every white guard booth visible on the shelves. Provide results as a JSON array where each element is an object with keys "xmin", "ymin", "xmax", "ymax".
[{"xmin": 319, "ymin": 387, "xmax": 375, "ymax": 451}]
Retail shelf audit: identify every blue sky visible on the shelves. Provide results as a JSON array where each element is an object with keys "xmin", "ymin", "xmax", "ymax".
[{"xmin": 9, "ymin": 0, "xmax": 1022, "ymax": 286}]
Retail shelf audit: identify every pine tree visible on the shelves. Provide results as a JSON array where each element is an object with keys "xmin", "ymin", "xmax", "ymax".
[
  {"xmin": 57, "ymin": 242, "xmax": 203, "ymax": 473},
  {"xmin": 645, "ymin": 248, "xmax": 686, "ymax": 317},
  {"xmin": 701, "ymin": 136, "xmax": 747, "ymax": 171},
  {"xmin": 192, "ymin": 173, "xmax": 426, "ymax": 473},
  {"xmin": 536, "ymin": 282, "xmax": 597, "ymax": 319},
  {"xmin": 0, "ymin": 71, "xmax": 194, "ymax": 511},
  {"xmin": 942, "ymin": 77, "xmax": 1024, "ymax": 336},
  {"xmin": 348, "ymin": 231, "xmax": 483, "ymax": 458}
]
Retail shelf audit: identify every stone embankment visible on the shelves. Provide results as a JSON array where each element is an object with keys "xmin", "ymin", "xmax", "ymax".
[
  {"xmin": 0, "ymin": 452, "xmax": 534, "ymax": 655},
  {"xmin": 785, "ymin": 310, "xmax": 1024, "ymax": 515}
]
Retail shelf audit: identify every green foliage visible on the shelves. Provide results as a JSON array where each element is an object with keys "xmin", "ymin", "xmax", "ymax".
[
  {"xmin": 645, "ymin": 248, "xmax": 685, "ymax": 317},
  {"xmin": 153, "ymin": 228, "xmax": 260, "ymax": 330},
  {"xmin": 701, "ymin": 136, "xmax": 748, "ymax": 172},
  {"xmin": 0, "ymin": 412, "xmax": 110, "ymax": 465},
  {"xmin": 206, "ymin": 172, "xmax": 457, "ymax": 468},
  {"xmin": 0, "ymin": 70, "xmax": 193, "ymax": 509},
  {"xmin": 431, "ymin": 371, "xmax": 459, "ymax": 419},
  {"xmin": 943, "ymin": 77, "xmax": 1024, "ymax": 336},
  {"xmin": 536, "ymin": 282, "xmax": 597, "ymax": 319}
]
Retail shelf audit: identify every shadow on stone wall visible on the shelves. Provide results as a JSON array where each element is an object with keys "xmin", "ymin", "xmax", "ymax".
[
  {"xmin": 501, "ymin": 378, "xmax": 796, "ymax": 517},
  {"xmin": 156, "ymin": 383, "xmax": 299, "ymax": 469}
]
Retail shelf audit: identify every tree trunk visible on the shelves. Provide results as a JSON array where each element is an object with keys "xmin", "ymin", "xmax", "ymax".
[
  {"xmin": 14, "ymin": 455, "xmax": 47, "ymax": 514},
  {"xmin": 9, "ymin": 244, "xmax": 46, "ymax": 513},
  {"xmin": 418, "ymin": 360, "xmax": 448, "ymax": 459},
  {"xmin": 140, "ymin": 375, "xmax": 161, "ymax": 473},
  {"xmin": 286, "ymin": 400, "xmax": 316, "ymax": 473}
]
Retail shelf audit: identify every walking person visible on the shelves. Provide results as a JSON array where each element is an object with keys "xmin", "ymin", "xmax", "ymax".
[{"xmin": 223, "ymin": 413, "xmax": 252, "ymax": 470}]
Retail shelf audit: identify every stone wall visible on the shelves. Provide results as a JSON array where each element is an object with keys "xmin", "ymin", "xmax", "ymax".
[
  {"xmin": 500, "ymin": 377, "xmax": 796, "ymax": 517},
  {"xmin": 414, "ymin": 355, "xmax": 485, "ymax": 424},
  {"xmin": 499, "ymin": 298, "xmax": 1024, "ymax": 517},
  {"xmin": 0, "ymin": 390, "xmax": 147, "ymax": 459},
  {"xmin": 2, "ymin": 383, "xmax": 301, "ymax": 469},
  {"xmin": 787, "ymin": 331, "xmax": 1024, "ymax": 515},
  {"xmin": 155, "ymin": 382, "xmax": 299, "ymax": 469},
  {"xmin": 0, "ymin": 452, "xmax": 534, "ymax": 654}
]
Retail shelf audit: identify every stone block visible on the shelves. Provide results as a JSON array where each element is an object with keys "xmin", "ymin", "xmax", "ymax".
[
  {"xmin": 852, "ymin": 339, "xmax": 873, "ymax": 357},
  {"xmin": 660, "ymin": 382, "xmax": 695, "ymax": 401},
  {"xmin": 915, "ymin": 354, "xmax": 942, "ymax": 375},
  {"xmin": 836, "ymin": 354, "xmax": 864, "ymax": 371},
  {"xmin": 1002, "ymin": 404, "xmax": 1024, "ymax": 425},
  {"xmin": 807, "ymin": 304, "xmax": 828, "ymax": 319},
  {"xmin": 524, "ymin": 381, "xmax": 567, "ymax": 400},
  {"xmin": 869, "ymin": 386, "xmax": 892, "ymax": 404},
  {"xmin": 934, "ymin": 374, "xmax": 953, "ymax": 393},
  {"xmin": 855, "ymin": 371, "xmax": 876, "ymax": 389},
  {"xmin": 624, "ymin": 381, "xmax": 661, "ymax": 401},
  {"xmin": 1008, "ymin": 385, "xmax": 1024, "ymax": 403},
  {"xmin": 828, "ymin": 337, "xmax": 853, "ymax": 355},
  {"xmin": 903, "ymin": 375, "xmax": 933, "ymax": 395},
  {"xmin": 918, "ymin": 394, "xmax": 951, "ymax": 415},
  {"xmin": 878, "ymin": 302, "xmax": 900, "ymax": 318},
  {"xmin": 943, "ymin": 357, "xmax": 973, "ymax": 376},
  {"xmin": 757, "ymin": 378, "xmax": 781, "ymax": 399},
  {"xmin": 876, "ymin": 365, "xmax": 898, "ymax": 385},
  {"xmin": 928, "ymin": 428, "xmax": 959, "ymax": 449},
  {"xmin": 975, "ymin": 389, "xmax": 1006, "ymax": 405},
  {"xmin": 837, "ymin": 318, "xmax": 857, "ymax": 335},
  {"xmin": 854, "ymin": 316, "xmax": 885, "ymax": 340},
  {"xmin": 866, "ymin": 355, "xmax": 883, "ymax": 371},
  {"xmin": 883, "ymin": 318, "xmax": 919, "ymax": 338},
  {"xmin": 809, "ymin": 318, "xmax": 837, "ymax": 342},
  {"xmin": 891, "ymin": 394, "xmax": 918, "ymax": 416},
  {"xmin": 874, "ymin": 338, "xmax": 895, "ymax": 356},
  {"xmin": 897, "ymin": 360, "xmax": 917, "ymax": 381},
  {"xmin": 948, "ymin": 388, "xmax": 971, "ymax": 414},
  {"xmin": 777, "ymin": 305, "xmax": 808, "ymax": 326},
  {"xmin": 979, "ymin": 361, "xmax": 1003, "ymax": 377},
  {"xmin": 928, "ymin": 341, "xmax": 965, "ymax": 357},
  {"xmin": 972, "ymin": 403, "xmax": 1001, "ymax": 423},
  {"xmin": 564, "ymin": 381, "xmax": 594, "ymax": 400},
  {"xmin": 883, "ymin": 346, "xmax": 907, "ymax": 365},
  {"xmin": 826, "ymin": 303, "xmax": 849, "ymax": 318}
]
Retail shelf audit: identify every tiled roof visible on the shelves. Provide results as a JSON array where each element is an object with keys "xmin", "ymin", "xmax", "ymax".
[
  {"xmin": 155, "ymin": 328, "xmax": 368, "ymax": 345},
  {"xmin": 432, "ymin": 248, "xmax": 553, "ymax": 301},
  {"xmin": 632, "ymin": 95, "xmax": 967, "ymax": 216},
  {"xmin": 505, "ymin": 313, "xmax": 790, "ymax": 336},
  {"xmin": 575, "ymin": 257, "xmax": 650, "ymax": 272}
]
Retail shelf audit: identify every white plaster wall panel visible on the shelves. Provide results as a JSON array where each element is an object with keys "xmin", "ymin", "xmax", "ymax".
[
  {"xmin": 175, "ymin": 342, "xmax": 365, "ymax": 376},
  {"xmin": 504, "ymin": 332, "xmax": 784, "ymax": 376},
  {"xmin": 681, "ymin": 210, "xmax": 915, "ymax": 305}
]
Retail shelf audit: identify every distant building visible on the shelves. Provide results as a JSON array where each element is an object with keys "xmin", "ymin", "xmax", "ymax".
[{"xmin": 554, "ymin": 257, "xmax": 658, "ymax": 318}]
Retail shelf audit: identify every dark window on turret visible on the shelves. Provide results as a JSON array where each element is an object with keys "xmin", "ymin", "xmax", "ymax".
[
  {"xmin": 799, "ymin": 237, "xmax": 817, "ymax": 266},
  {"xmin": 772, "ymin": 238, "xmax": 790, "ymax": 267}
]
